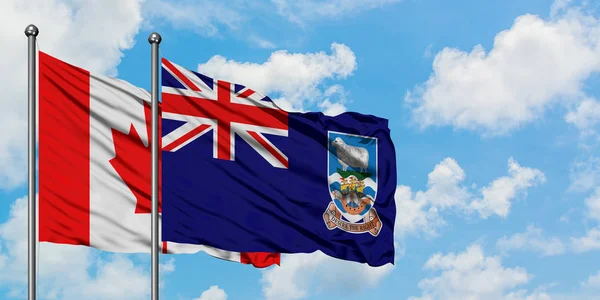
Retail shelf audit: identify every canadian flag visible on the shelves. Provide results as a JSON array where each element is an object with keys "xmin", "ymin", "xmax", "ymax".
[{"xmin": 38, "ymin": 51, "xmax": 280, "ymax": 268}]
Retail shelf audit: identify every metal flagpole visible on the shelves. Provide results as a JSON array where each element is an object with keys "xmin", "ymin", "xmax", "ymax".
[
  {"xmin": 25, "ymin": 24, "xmax": 39, "ymax": 300},
  {"xmin": 148, "ymin": 32, "xmax": 162, "ymax": 300}
]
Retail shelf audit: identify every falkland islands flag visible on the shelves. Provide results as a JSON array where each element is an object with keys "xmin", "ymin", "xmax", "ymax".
[
  {"xmin": 38, "ymin": 52, "xmax": 279, "ymax": 268},
  {"xmin": 161, "ymin": 58, "xmax": 397, "ymax": 266}
]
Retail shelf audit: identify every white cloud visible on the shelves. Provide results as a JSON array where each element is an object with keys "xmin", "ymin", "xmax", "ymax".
[
  {"xmin": 421, "ymin": 157, "xmax": 471, "ymax": 209},
  {"xmin": 0, "ymin": 0, "xmax": 144, "ymax": 189},
  {"xmin": 159, "ymin": 257, "xmax": 176, "ymax": 289},
  {"xmin": 197, "ymin": 43, "xmax": 356, "ymax": 112},
  {"xmin": 143, "ymin": 1, "xmax": 397, "ymax": 47},
  {"xmin": 396, "ymin": 157, "xmax": 545, "ymax": 238},
  {"xmin": 194, "ymin": 285, "xmax": 228, "ymax": 300},
  {"xmin": 63, "ymin": 255, "xmax": 149, "ymax": 299},
  {"xmin": 496, "ymin": 225, "xmax": 566, "ymax": 256},
  {"xmin": 409, "ymin": 244, "xmax": 547, "ymax": 300},
  {"xmin": 504, "ymin": 289, "xmax": 553, "ymax": 300},
  {"xmin": 585, "ymin": 188, "xmax": 600, "ymax": 221},
  {"xmin": 406, "ymin": 3, "xmax": 600, "ymax": 135},
  {"xmin": 571, "ymin": 228, "xmax": 600, "ymax": 253},
  {"xmin": 317, "ymin": 85, "xmax": 348, "ymax": 116},
  {"xmin": 272, "ymin": 0, "xmax": 401, "ymax": 25},
  {"xmin": 160, "ymin": 257, "xmax": 176, "ymax": 273},
  {"xmin": 565, "ymin": 97, "xmax": 600, "ymax": 136},
  {"xmin": 570, "ymin": 188, "xmax": 600, "ymax": 253},
  {"xmin": 394, "ymin": 185, "xmax": 446, "ymax": 238},
  {"xmin": 468, "ymin": 158, "xmax": 546, "ymax": 218},
  {"xmin": 550, "ymin": 0, "xmax": 573, "ymax": 17},
  {"xmin": 248, "ymin": 35, "xmax": 277, "ymax": 49},
  {"xmin": 318, "ymin": 99, "xmax": 347, "ymax": 116},
  {"xmin": 424, "ymin": 44, "xmax": 434, "ymax": 58},
  {"xmin": 260, "ymin": 251, "xmax": 394, "ymax": 300},
  {"xmin": 273, "ymin": 84, "xmax": 349, "ymax": 116},
  {"xmin": 569, "ymin": 156, "xmax": 600, "ymax": 192},
  {"xmin": 143, "ymin": 0, "xmax": 243, "ymax": 37},
  {"xmin": 394, "ymin": 157, "xmax": 468, "ymax": 238},
  {"xmin": 142, "ymin": 1, "xmax": 281, "ymax": 49},
  {"xmin": 0, "ymin": 196, "xmax": 154, "ymax": 299},
  {"xmin": 582, "ymin": 270, "xmax": 600, "ymax": 289}
]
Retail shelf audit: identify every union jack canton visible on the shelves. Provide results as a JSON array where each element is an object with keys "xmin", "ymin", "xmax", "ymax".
[{"xmin": 161, "ymin": 58, "xmax": 289, "ymax": 169}]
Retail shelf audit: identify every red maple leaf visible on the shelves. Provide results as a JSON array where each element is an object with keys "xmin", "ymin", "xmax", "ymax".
[{"xmin": 109, "ymin": 101, "xmax": 161, "ymax": 214}]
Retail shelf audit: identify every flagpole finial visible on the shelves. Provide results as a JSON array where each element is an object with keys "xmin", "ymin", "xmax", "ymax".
[
  {"xmin": 24, "ymin": 24, "xmax": 39, "ymax": 37},
  {"xmin": 148, "ymin": 32, "xmax": 162, "ymax": 44}
]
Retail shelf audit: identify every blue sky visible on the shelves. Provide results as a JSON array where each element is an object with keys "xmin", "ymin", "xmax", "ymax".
[{"xmin": 2, "ymin": 0, "xmax": 600, "ymax": 299}]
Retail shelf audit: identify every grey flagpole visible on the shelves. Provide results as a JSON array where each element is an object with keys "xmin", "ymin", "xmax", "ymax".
[
  {"xmin": 148, "ymin": 32, "xmax": 162, "ymax": 300},
  {"xmin": 25, "ymin": 24, "xmax": 39, "ymax": 300}
]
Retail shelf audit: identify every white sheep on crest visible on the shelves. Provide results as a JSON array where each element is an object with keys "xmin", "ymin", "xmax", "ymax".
[{"xmin": 331, "ymin": 137, "xmax": 369, "ymax": 172}]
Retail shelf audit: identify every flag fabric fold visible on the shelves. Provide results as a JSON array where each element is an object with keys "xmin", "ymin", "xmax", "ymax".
[
  {"xmin": 161, "ymin": 58, "xmax": 397, "ymax": 267},
  {"xmin": 38, "ymin": 51, "xmax": 279, "ymax": 268}
]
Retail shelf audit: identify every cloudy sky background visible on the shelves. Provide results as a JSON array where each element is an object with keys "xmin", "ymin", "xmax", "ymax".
[{"xmin": 1, "ymin": 0, "xmax": 600, "ymax": 299}]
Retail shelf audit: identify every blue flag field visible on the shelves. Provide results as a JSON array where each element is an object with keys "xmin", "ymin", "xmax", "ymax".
[{"xmin": 160, "ymin": 58, "xmax": 397, "ymax": 266}]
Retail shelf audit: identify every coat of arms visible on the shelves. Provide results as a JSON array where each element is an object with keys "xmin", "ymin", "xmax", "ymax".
[{"xmin": 323, "ymin": 131, "xmax": 382, "ymax": 236}]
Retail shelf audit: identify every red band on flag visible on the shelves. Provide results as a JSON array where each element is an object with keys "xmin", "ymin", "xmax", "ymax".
[
  {"xmin": 162, "ymin": 58, "xmax": 201, "ymax": 91},
  {"xmin": 240, "ymin": 252, "xmax": 281, "ymax": 268},
  {"xmin": 248, "ymin": 131, "xmax": 289, "ymax": 168},
  {"xmin": 39, "ymin": 51, "xmax": 91, "ymax": 246}
]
